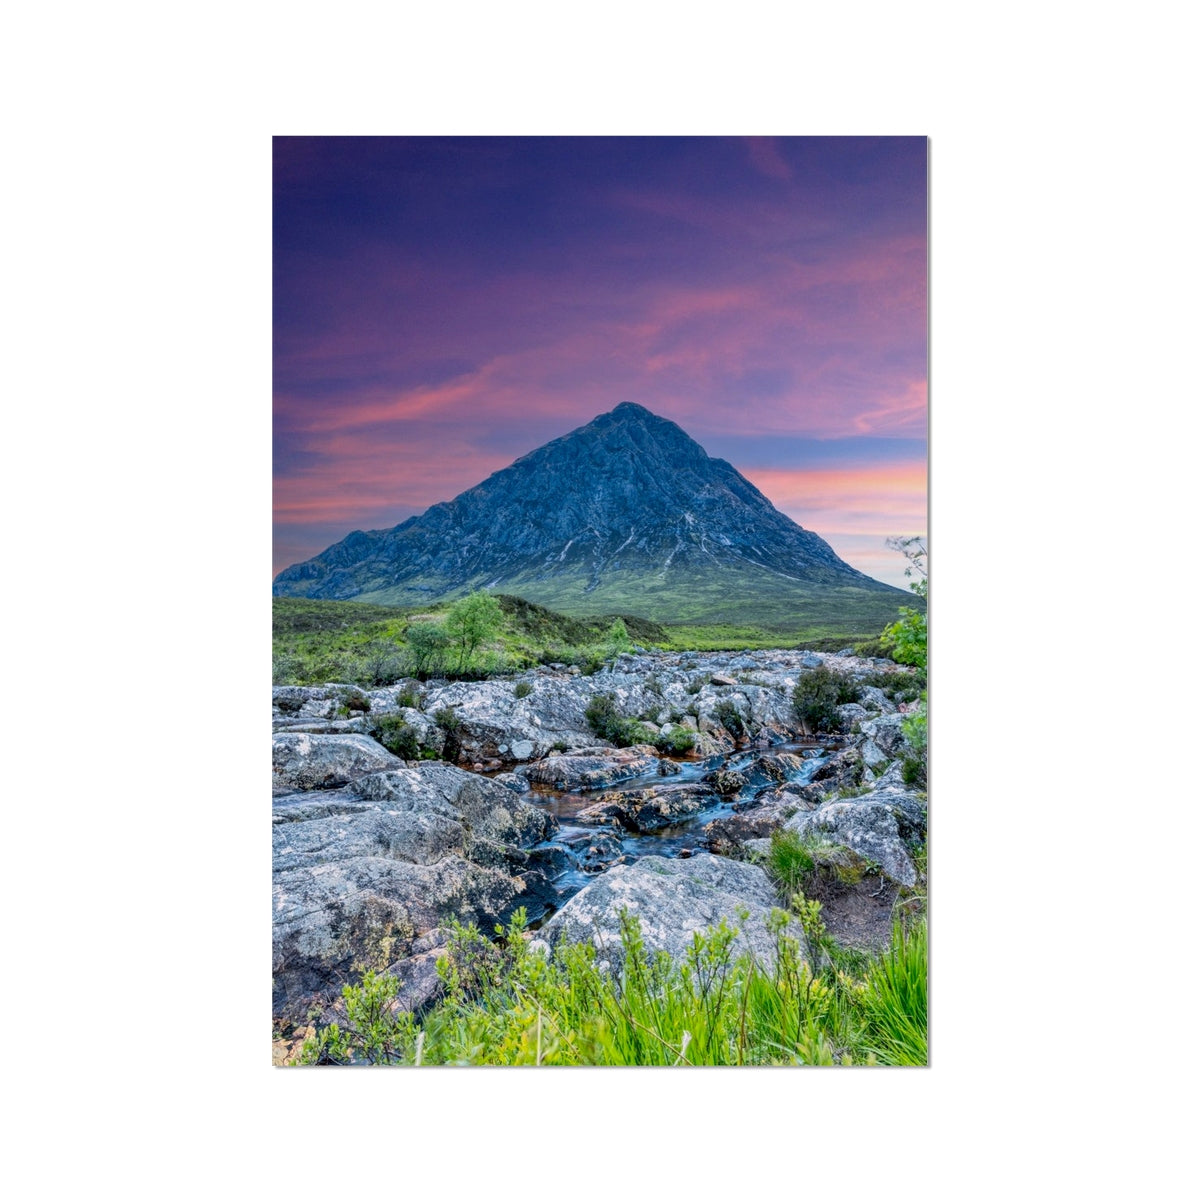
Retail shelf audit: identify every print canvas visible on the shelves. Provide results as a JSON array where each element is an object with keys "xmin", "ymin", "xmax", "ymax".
[{"xmin": 272, "ymin": 136, "xmax": 928, "ymax": 1065}]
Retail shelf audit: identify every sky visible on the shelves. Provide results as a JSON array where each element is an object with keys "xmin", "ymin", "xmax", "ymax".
[{"xmin": 274, "ymin": 136, "xmax": 927, "ymax": 590}]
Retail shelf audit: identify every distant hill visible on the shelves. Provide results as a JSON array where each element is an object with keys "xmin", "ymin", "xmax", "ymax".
[{"xmin": 273, "ymin": 402, "xmax": 916, "ymax": 632}]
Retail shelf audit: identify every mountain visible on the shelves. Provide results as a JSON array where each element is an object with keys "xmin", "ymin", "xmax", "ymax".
[{"xmin": 273, "ymin": 403, "xmax": 915, "ymax": 632}]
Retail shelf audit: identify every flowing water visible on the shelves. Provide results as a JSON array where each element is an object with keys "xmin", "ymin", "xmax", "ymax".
[{"xmin": 516, "ymin": 738, "xmax": 835, "ymax": 922}]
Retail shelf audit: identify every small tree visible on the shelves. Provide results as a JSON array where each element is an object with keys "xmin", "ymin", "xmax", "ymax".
[
  {"xmin": 404, "ymin": 621, "xmax": 450, "ymax": 678},
  {"xmin": 605, "ymin": 617, "xmax": 631, "ymax": 654},
  {"xmin": 880, "ymin": 537, "xmax": 927, "ymax": 672},
  {"xmin": 444, "ymin": 591, "xmax": 503, "ymax": 674}
]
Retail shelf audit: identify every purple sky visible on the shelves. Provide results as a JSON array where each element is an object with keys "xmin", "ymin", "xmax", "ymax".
[{"xmin": 274, "ymin": 136, "xmax": 927, "ymax": 589}]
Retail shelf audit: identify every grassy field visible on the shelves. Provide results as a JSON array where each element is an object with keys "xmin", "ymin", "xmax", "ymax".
[{"xmin": 272, "ymin": 592, "xmax": 905, "ymax": 685}]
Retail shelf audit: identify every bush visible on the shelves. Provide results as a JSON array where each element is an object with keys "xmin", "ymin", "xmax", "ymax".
[
  {"xmin": 341, "ymin": 690, "xmax": 371, "ymax": 713},
  {"xmin": 434, "ymin": 707, "xmax": 463, "ymax": 762},
  {"xmin": 791, "ymin": 666, "xmax": 857, "ymax": 733},
  {"xmin": 363, "ymin": 640, "xmax": 404, "ymax": 685},
  {"xmin": 900, "ymin": 701, "xmax": 927, "ymax": 787},
  {"xmin": 584, "ymin": 694, "xmax": 653, "ymax": 747},
  {"xmin": 713, "ymin": 698, "xmax": 746, "ymax": 737},
  {"xmin": 394, "ymin": 686, "xmax": 421, "ymax": 709},
  {"xmin": 656, "ymin": 727, "xmax": 696, "ymax": 755},
  {"xmin": 371, "ymin": 714, "xmax": 422, "ymax": 760},
  {"xmin": 404, "ymin": 621, "xmax": 450, "ymax": 678},
  {"xmin": 514, "ymin": 681, "xmax": 533, "ymax": 699}
]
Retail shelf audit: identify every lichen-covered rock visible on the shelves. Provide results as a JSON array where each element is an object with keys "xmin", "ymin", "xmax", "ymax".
[
  {"xmin": 575, "ymin": 783, "xmax": 717, "ymax": 832},
  {"xmin": 859, "ymin": 713, "xmax": 911, "ymax": 758},
  {"xmin": 272, "ymin": 761, "xmax": 558, "ymax": 1018},
  {"xmin": 272, "ymin": 732, "xmax": 404, "ymax": 793},
  {"xmin": 350, "ymin": 762, "xmax": 555, "ymax": 850},
  {"xmin": 272, "ymin": 854, "xmax": 522, "ymax": 1018},
  {"xmin": 537, "ymin": 854, "xmax": 787, "ymax": 971},
  {"xmin": 516, "ymin": 746, "xmax": 671, "ymax": 791},
  {"xmin": 783, "ymin": 782, "xmax": 927, "ymax": 889}
]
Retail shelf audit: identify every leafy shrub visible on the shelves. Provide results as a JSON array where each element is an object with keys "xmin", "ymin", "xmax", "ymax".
[
  {"xmin": 394, "ymin": 686, "xmax": 421, "ymax": 710},
  {"xmin": 404, "ymin": 621, "xmax": 450, "ymax": 678},
  {"xmin": 656, "ymin": 727, "xmax": 696, "ymax": 755},
  {"xmin": 713, "ymin": 699, "xmax": 746, "ymax": 737},
  {"xmin": 513, "ymin": 681, "xmax": 533, "ymax": 699},
  {"xmin": 791, "ymin": 666, "xmax": 857, "ymax": 733},
  {"xmin": 434, "ymin": 707, "xmax": 463, "ymax": 762},
  {"xmin": 900, "ymin": 701, "xmax": 927, "ymax": 787},
  {"xmin": 341, "ymin": 690, "xmax": 371, "ymax": 713},
  {"xmin": 434, "ymin": 707, "xmax": 461, "ymax": 732},
  {"xmin": 363, "ymin": 640, "xmax": 405, "ymax": 686},
  {"xmin": 584, "ymin": 694, "xmax": 653, "ymax": 747},
  {"xmin": 372, "ymin": 714, "xmax": 422, "ymax": 760},
  {"xmin": 852, "ymin": 638, "xmax": 892, "ymax": 660}
]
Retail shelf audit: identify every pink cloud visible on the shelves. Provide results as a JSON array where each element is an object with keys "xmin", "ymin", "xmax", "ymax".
[{"xmin": 745, "ymin": 137, "xmax": 793, "ymax": 181}]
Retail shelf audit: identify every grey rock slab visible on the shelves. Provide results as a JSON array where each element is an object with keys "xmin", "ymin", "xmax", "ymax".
[
  {"xmin": 575, "ymin": 783, "xmax": 717, "ymax": 832},
  {"xmin": 349, "ymin": 762, "xmax": 555, "ymax": 849},
  {"xmin": 783, "ymin": 785, "xmax": 927, "ymax": 889},
  {"xmin": 272, "ymin": 732, "xmax": 405, "ymax": 794},
  {"xmin": 538, "ymin": 854, "xmax": 788, "ymax": 972},
  {"xmin": 516, "ymin": 747, "xmax": 669, "ymax": 791}
]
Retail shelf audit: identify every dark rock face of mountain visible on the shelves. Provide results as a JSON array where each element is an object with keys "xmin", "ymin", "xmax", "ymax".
[{"xmin": 273, "ymin": 403, "xmax": 907, "ymax": 625}]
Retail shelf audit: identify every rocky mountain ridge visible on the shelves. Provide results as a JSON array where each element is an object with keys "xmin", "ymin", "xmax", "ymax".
[{"xmin": 273, "ymin": 403, "xmax": 910, "ymax": 626}]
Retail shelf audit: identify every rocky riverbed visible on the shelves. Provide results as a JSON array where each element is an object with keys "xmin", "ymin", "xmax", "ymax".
[{"xmin": 271, "ymin": 648, "xmax": 927, "ymax": 1057}]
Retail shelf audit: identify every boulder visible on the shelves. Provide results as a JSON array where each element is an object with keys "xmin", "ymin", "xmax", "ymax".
[
  {"xmin": 348, "ymin": 762, "xmax": 556, "ymax": 856},
  {"xmin": 783, "ymin": 784, "xmax": 927, "ymax": 889},
  {"xmin": 516, "ymin": 747, "xmax": 670, "ymax": 791},
  {"xmin": 272, "ymin": 853, "xmax": 523, "ymax": 1018},
  {"xmin": 536, "ymin": 854, "xmax": 786, "ymax": 971},
  {"xmin": 575, "ymin": 783, "xmax": 717, "ymax": 832},
  {"xmin": 859, "ymin": 713, "xmax": 911, "ymax": 758},
  {"xmin": 272, "ymin": 761, "xmax": 558, "ymax": 1018},
  {"xmin": 857, "ymin": 686, "xmax": 897, "ymax": 715},
  {"xmin": 272, "ymin": 732, "xmax": 404, "ymax": 793}
]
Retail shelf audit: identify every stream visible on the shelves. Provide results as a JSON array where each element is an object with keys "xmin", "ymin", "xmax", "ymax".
[{"xmin": 511, "ymin": 737, "xmax": 837, "ymax": 924}]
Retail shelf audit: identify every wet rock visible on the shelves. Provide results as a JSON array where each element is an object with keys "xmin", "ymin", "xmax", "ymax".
[
  {"xmin": 557, "ymin": 828, "xmax": 625, "ymax": 873},
  {"xmin": 811, "ymin": 746, "xmax": 864, "ymax": 790},
  {"xmin": 709, "ymin": 768, "xmax": 748, "ymax": 795},
  {"xmin": 537, "ymin": 854, "xmax": 788, "ymax": 971},
  {"xmin": 492, "ymin": 772, "xmax": 531, "ymax": 795},
  {"xmin": 516, "ymin": 746, "xmax": 668, "ymax": 791},
  {"xmin": 703, "ymin": 803, "xmax": 793, "ymax": 854},
  {"xmin": 576, "ymin": 783, "xmax": 716, "ymax": 832},
  {"xmin": 272, "ymin": 732, "xmax": 404, "ymax": 794}
]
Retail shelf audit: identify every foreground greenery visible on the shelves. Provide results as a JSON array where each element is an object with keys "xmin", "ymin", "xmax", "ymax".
[{"xmin": 295, "ymin": 894, "xmax": 926, "ymax": 1067}]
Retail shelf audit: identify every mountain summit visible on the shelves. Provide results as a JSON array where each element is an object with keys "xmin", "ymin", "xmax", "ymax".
[{"xmin": 273, "ymin": 403, "xmax": 909, "ymax": 630}]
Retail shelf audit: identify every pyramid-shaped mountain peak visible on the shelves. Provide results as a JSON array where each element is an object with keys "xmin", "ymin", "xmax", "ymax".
[{"xmin": 273, "ymin": 404, "xmax": 907, "ymax": 628}]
